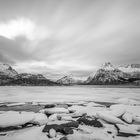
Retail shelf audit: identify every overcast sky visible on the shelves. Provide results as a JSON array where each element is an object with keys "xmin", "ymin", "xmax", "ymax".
[{"xmin": 0, "ymin": 0, "xmax": 140, "ymax": 77}]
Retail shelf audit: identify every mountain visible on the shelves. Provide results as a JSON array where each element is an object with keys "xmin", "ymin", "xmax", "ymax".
[
  {"xmin": 0, "ymin": 63, "xmax": 18, "ymax": 77},
  {"xmin": 56, "ymin": 75, "xmax": 86, "ymax": 85},
  {"xmin": 1, "ymin": 62, "xmax": 140, "ymax": 86},
  {"xmin": 119, "ymin": 64, "xmax": 140, "ymax": 73},
  {"xmin": 0, "ymin": 63, "xmax": 18, "ymax": 85},
  {"xmin": 0, "ymin": 63, "xmax": 57, "ymax": 86},
  {"xmin": 9, "ymin": 73, "xmax": 57, "ymax": 86},
  {"xmin": 86, "ymin": 62, "xmax": 137, "ymax": 85}
]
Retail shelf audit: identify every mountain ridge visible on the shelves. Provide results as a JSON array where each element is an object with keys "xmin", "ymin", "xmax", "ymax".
[{"xmin": 0, "ymin": 62, "xmax": 140, "ymax": 86}]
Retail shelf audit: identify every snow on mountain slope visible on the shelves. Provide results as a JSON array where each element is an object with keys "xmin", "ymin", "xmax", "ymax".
[
  {"xmin": 119, "ymin": 64, "xmax": 140, "ymax": 73},
  {"xmin": 57, "ymin": 75, "xmax": 86, "ymax": 85},
  {"xmin": 101, "ymin": 62, "xmax": 116, "ymax": 71},
  {"xmin": 0, "ymin": 63, "xmax": 18, "ymax": 77},
  {"xmin": 86, "ymin": 62, "xmax": 128, "ymax": 84}
]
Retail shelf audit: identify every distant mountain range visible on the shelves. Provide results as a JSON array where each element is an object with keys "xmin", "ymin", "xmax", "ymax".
[
  {"xmin": 86, "ymin": 62, "xmax": 140, "ymax": 85},
  {"xmin": 0, "ymin": 62, "xmax": 140, "ymax": 86},
  {"xmin": 0, "ymin": 63, "xmax": 57, "ymax": 86}
]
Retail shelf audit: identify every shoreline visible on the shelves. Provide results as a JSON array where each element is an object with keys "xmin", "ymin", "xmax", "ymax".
[{"xmin": 0, "ymin": 99, "xmax": 140, "ymax": 140}]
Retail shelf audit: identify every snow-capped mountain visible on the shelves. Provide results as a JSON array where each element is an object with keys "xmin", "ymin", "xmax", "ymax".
[
  {"xmin": 118, "ymin": 64, "xmax": 140, "ymax": 73},
  {"xmin": 101, "ymin": 62, "xmax": 116, "ymax": 71},
  {"xmin": 0, "ymin": 62, "xmax": 140, "ymax": 85},
  {"xmin": 12, "ymin": 73, "xmax": 56, "ymax": 86},
  {"xmin": 0, "ymin": 63, "xmax": 56, "ymax": 86},
  {"xmin": 0, "ymin": 63, "xmax": 18, "ymax": 77},
  {"xmin": 86, "ymin": 62, "xmax": 130, "ymax": 85},
  {"xmin": 57, "ymin": 75, "xmax": 86, "ymax": 85}
]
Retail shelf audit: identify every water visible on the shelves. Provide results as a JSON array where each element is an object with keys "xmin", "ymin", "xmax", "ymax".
[{"xmin": 0, "ymin": 86, "xmax": 140, "ymax": 103}]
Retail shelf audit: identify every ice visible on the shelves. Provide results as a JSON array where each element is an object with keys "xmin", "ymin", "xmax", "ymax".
[
  {"xmin": 0, "ymin": 87, "xmax": 140, "ymax": 140},
  {"xmin": 0, "ymin": 126, "xmax": 47, "ymax": 140},
  {"xmin": 6, "ymin": 102, "xmax": 26, "ymax": 107},
  {"xmin": 110, "ymin": 104, "xmax": 140, "ymax": 117},
  {"xmin": 0, "ymin": 111, "xmax": 48, "ymax": 128},
  {"xmin": 116, "ymin": 124, "xmax": 140, "ymax": 135},
  {"xmin": 40, "ymin": 107, "xmax": 69, "ymax": 114},
  {"xmin": 1, "ymin": 86, "xmax": 140, "ymax": 103},
  {"xmin": 0, "ymin": 112, "xmax": 34, "ymax": 128},
  {"xmin": 31, "ymin": 113, "xmax": 48, "ymax": 125},
  {"xmin": 117, "ymin": 98, "xmax": 140, "ymax": 105},
  {"xmin": 122, "ymin": 112, "xmax": 133, "ymax": 123},
  {"xmin": 68, "ymin": 105, "xmax": 86, "ymax": 113},
  {"xmin": 96, "ymin": 111, "xmax": 125, "ymax": 124}
]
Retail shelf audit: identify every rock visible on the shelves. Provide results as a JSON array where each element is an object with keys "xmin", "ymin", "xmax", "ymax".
[
  {"xmin": 77, "ymin": 117, "xmax": 103, "ymax": 127},
  {"xmin": 63, "ymin": 127, "xmax": 74, "ymax": 135},
  {"xmin": 44, "ymin": 104, "xmax": 56, "ymax": 108},
  {"xmin": 42, "ymin": 121, "xmax": 79, "ymax": 133},
  {"xmin": 42, "ymin": 124, "xmax": 60, "ymax": 132},
  {"xmin": 57, "ymin": 115, "xmax": 62, "ymax": 120},
  {"xmin": 43, "ymin": 125, "xmax": 74, "ymax": 135},
  {"xmin": 61, "ymin": 121, "xmax": 79, "ymax": 128},
  {"xmin": 59, "ymin": 136, "xmax": 68, "ymax": 140},
  {"xmin": 49, "ymin": 128, "xmax": 56, "ymax": 138}
]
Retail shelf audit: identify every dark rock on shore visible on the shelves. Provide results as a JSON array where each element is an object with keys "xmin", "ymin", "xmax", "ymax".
[
  {"xmin": 77, "ymin": 117, "xmax": 103, "ymax": 127},
  {"xmin": 42, "ymin": 121, "xmax": 79, "ymax": 134},
  {"xmin": 117, "ymin": 132, "xmax": 140, "ymax": 137},
  {"xmin": 60, "ymin": 136, "xmax": 68, "ymax": 140},
  {"xmin": 44, "ymin": 104, "xmax": 56, "ymax": 108}
]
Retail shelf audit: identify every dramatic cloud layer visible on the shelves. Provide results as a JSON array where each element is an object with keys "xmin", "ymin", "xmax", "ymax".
[{"xmin": 0, "ymin": 0, "xmax": 140, "ymax": 77}]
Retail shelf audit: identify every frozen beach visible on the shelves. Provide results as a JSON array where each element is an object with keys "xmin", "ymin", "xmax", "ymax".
[{"xmin": 0, "ymin": 86, "xmax": 140, "ymax": 140}]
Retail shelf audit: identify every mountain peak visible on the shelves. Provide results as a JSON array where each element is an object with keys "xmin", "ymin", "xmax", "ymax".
[
  {"xmin": 101, "ymin": 62, "xmax": 115, "ymax": 71},
  {"xmin": 0, "ymin": 63, "xmax": 18, "ymax": 77}
]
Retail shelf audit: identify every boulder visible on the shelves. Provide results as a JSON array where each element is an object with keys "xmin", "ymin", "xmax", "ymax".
[
  {"xmin": 77, "ymin": 117, "xmax": 103, "ymax": 127},
  {"xmin": 44, "ymin": 104, "xmax": 56, "ymax": 108},
  {"xmin": 42, "ymin": 121, "xmax": 79, "ymax": 134}
]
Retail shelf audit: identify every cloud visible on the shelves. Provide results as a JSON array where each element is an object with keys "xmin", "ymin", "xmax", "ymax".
[
  {"xmin": 0, "ymin": 18, "xmax": 49, "ymax": 41},
  {"xmin": 0, "ymin": 36, "xmax": 35, "ymax": 63},
  {"xmin": 0, "ymin": 0, "xmax": 140, "ymax": 77},
  {"xmin": 0, "ymin": 18, "xmax": 35, "ymax": 40}
]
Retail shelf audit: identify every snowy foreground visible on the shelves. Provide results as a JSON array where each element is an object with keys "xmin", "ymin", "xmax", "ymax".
[{"xmin": 0, "ymin": 98, "xmax": 140, "ymax": 140}]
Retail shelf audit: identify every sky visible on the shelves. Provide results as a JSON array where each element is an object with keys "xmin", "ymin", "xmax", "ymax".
[{"xmin": 0, "ymin": 0, "xmax": 140, "ymax": 78}]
